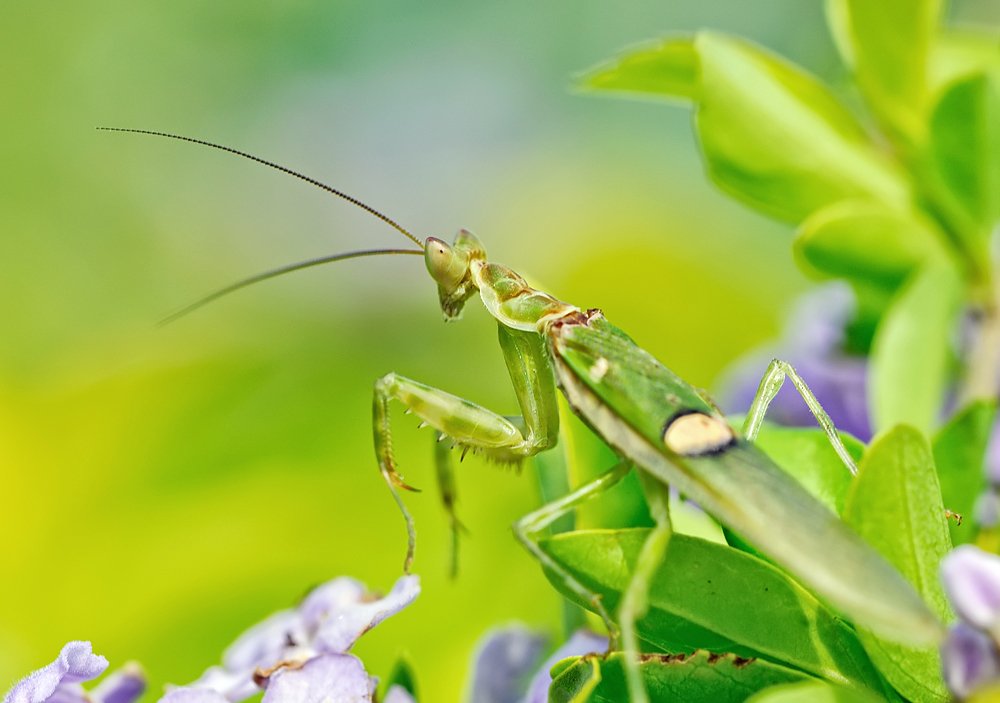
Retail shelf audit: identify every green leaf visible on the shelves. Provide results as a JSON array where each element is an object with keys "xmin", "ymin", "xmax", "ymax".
[
  {"xmin": 539, "ymin": 530, "xmax": 886, "ymax": 693},
  {"xmin": 550, "ymin": 655, "xmax": 602, "ymax": 703},
  {"xmin": 794, "ymin": 200, "xmax": 944, "ymax": 291},
  {"xmin": 934, "ymin": 400, "xmax": 998, "ymax": 545},
  {"xmin": 825, "ymin": 0, "xmax": 943, "ymax": 141},
  {"xmin": 747, "ymin": 680, "xmax": 885, "ymax": 703},
  {"xmin": 930, "ymin": 30, "xmax": 1000, "ymax": 95},
  {"xmin": 579, "ymin": 37, "xmax": 698, "ymax": 102},
  {"xmin": 381, "ymin": 655, "xmax": 419, "ymax": 701},
  {"xmin": 928, "ymin": 70, "xmax": 1000, "ymax": 234},
  {"xmin": 750, "ymin": 424, "xmax": 864, "ymax": 516},
  {"xmin": 844, "ymin": 425, "xmax": 953, "ymax": 703},
  {"xmin": 693, "ymin": 31, "xmax": 908, "ymax": 222},
  {"xmin": 549, "ymin": 651, "xmax": 810, "ymax": 703},
  {"xmin": 869, "ymin": 264, "xmax": 962, "ymax": 435}
]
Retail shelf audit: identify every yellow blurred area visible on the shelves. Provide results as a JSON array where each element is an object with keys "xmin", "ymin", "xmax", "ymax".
[{"xmin": 10, "ymin": 0, "xmax": 993, "ymax": 699}]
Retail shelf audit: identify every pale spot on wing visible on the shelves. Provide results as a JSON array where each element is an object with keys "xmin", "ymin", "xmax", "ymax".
[
  {"xmin": 588, "ymin": 357, "xmax": 610, "ymax": 383},
  {"xmin": 663, "ymin": 412, "xmax": 736, "ymax": 456}
]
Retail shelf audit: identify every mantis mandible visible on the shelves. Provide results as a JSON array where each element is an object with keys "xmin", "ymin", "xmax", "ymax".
[{"xmin": 102, "ymin": 128, "xmax": 941, "ymax": 703}]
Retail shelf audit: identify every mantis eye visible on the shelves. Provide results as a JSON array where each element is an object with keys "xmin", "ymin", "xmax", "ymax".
[{"xmin": 425, "ymin": 237, "xmax": 468, "ymax": 289}]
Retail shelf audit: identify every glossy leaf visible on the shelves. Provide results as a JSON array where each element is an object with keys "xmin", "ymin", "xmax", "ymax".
[
  {"xmin": 844, "ymin": 425, "xmax": 953, "ymax": 703},
  {"xmin": 549, "ymin": 651, "xmax": 809, "ymax": 703},
  {"xmin": 580, "ymin": 37, "xmax": 698, "ymax": 102},
  {"xmin": 929, "ymin": 70, "xmax": 1000, "ymax": 233},
  {"xmin": 869, "ymin": 264, "xmax": 962, "ymax": 435},
  {"xmin": 747, "ymin": 680, "xmax": 884, "ymax": 703},
  {"xmin": 539, "ymin": 530, "xmax": 885, "ymax": 693},
  {"xmin": 934, "ymin": 401, "xmax": 998, "ymax": 545},
  {"xmin": 693, "ymin": 31, "xmax": 907, "ymax": 222},
  {"xmin": 826, "ymin": 0, "xmax": 942, "ymax": 140},
  {"xmin": 931, "ymin": 30, "xmax": 1000, "ymax": 92},
  {"xmin": 794, "ymin": 200, "xmax": 944, "ymax": 290},
  {"xmin": 549, "ymin": 655, "xmax": 601, "ymax": 703}
]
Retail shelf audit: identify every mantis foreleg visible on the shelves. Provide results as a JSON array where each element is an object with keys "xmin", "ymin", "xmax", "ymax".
[
  {"xmin": 742, "ymin": 358, "xmax": 858, "ymax": 475},
  {"xmin": 373, "ymin": 324, "xmax": 561, "ymax": 572},
  {"xmin": 512, "ymin": 460, "xmax": 633, "ymax": 648}
]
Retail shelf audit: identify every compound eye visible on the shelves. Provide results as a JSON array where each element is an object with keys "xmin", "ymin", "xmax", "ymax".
[{"xmin": 425, "ymin": 237, "xmax": 467, "ymax": 288}]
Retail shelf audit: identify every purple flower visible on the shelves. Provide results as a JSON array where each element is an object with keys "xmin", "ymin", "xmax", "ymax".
[
  {"xmin": 382, "ymin": 685, "xmax": 416, "ymax": 703},
  {"xmin": 943, "ymin": 546, "xmax": 1000, "ymax": 632},
  {"xmin": 260, "ymin": 654, "xmax": 375, "ymax": 703},
  {"xmin": 174, "ymin": 575, "xmax": 419, "ymax": 703},
  {"xmin": 3, "ymin": 642, "xmax": 144, "ymax": 703},
  {"xmin": 466, "ymin": 626, "xmax": 607, "ymax": 703},
  {"xmin": 942, "ymin": 623, "xmax": 1000, "ymax": 700},
  {"xmin": 718, "ymin": 283, "xmax": 872, "ymax": 441},
  {"xmin": 159, "ymin": 690, "xmax": 230, "ymax": 703},
  {"xmin": 941, "ymin": 546, "xmax": 1000, "ymax": 698},
  {"xmin": 467, "ymin": 625, "xmax": 549, "ymax": 703}
]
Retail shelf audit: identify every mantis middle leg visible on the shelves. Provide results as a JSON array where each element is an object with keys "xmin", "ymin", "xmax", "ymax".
[{"xmin": 513, "ymin": 459, "xmax": 634, "ymax": 647}]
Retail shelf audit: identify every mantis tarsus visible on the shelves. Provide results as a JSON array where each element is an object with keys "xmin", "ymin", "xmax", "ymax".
[{"xmin": 102, "ymin": 127, "xmax": 942, "ymax": 703}]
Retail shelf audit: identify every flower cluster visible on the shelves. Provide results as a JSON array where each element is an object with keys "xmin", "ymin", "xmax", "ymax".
[{"xmin": 4, "ymin": 575, "xmax": 419, "ymax": 703}]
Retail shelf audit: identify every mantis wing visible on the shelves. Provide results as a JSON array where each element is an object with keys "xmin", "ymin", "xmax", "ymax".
[{"xmin": 548, "ymin": 314, "xmax": 941, "ymax": 644}]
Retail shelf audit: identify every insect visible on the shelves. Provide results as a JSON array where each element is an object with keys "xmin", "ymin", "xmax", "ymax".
[{"xmin": 103, "ymin": 128, "xmax": 939, "ymax": 702}]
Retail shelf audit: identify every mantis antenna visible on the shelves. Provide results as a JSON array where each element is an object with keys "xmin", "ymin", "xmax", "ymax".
[
  {"xmin": 158, "ymin": 248, "xmax": 425, "ymax": 325},
  {"xmin": 96, "ymin": 127, "xmax": 425, "ymax": 250},
  {"xmin": 98, "ymin": 127, "xmax": 429, "ymax": 323}
]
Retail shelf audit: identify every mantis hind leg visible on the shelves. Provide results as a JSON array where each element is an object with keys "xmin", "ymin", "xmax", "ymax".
[
  {"xmin": 513, "ymin": 460, "xmax": 633, "ymax": 649},
  {"xmin": 741, "ymin": 358, "xmax": 858, "ymax": 475},
  {"xmin": 619, "ymin": 473, "xmax": 672, "ymax": 703}
]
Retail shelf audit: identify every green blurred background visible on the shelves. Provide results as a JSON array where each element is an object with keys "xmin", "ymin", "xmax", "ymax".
[{"xmin": 2, "ymin": 1, "xmax": 996, "ymax": 699}]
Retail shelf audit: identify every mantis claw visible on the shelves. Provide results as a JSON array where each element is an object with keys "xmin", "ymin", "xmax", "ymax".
[{"xmin": 391, "ymin": 473, "xmax": 421, "ymax": 493}]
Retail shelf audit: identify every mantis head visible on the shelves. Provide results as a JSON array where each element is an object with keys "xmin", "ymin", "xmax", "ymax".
[{"xmin": 424, "ymin": 230, "xmax": 486, "ymax": 320}]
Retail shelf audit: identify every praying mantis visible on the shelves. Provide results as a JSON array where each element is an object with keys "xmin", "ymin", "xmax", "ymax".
[{"xmin": 102, "ymin": 128, "xmax": 941, "ymax": 703}]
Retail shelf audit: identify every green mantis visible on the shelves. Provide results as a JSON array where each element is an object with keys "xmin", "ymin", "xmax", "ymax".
[{"xmin": 103, "ymin": 128, "xmax": 943, "ymax": 703}]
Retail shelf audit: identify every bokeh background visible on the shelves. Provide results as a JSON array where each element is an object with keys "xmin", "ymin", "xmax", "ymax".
[{"xmin": 3, "ymin": 1, "xmax": 997, "ymax": 700}]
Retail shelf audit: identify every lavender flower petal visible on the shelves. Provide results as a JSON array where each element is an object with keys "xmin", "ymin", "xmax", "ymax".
[
  {"xmin": 158, "ymin": 688, "xmax": 231, "ymax": 703},
  {"xmin": 305, "ymin": 575, "xmax": 420, "ymax": 653},
  {"xmin": 942, "ymin": 545, "xmax": 1000, "ymax": 630},
  {"xmin": 522, "ymin": 630, "xmax": 607, "ymax": 703},
  {"xmin": 222, "ymin": 609, "xmax": 304, "ymax": 671},
  {"xmin": 261, "ymin": 654, "xmax": 375, "ymax": 703},
  {"xmin": 4, "ymin": 642, "xmax": 109, "ymax": 703},
  {"xmin": 383, "ymin": 686, "xmax": 415, "ymax": 703},
  {"xmin": 942, "ymin": 622, "xmax": 1000, "ymax": 699},
  {"xmin": 987, "ymin": 422, "xmax": 1000, "ymax": 486},
  {"xmin": 91, "ymin": 664, "xmax": 146, "ymax": 703},
  {"xmin": 977, "ymin": 490, "xmax": 1000, "ymax": 530},
  {"xmin": 468, "ymin": 626, "xmax": 548, "ymax": 703},
  {"xmin": 185, "ymin": 666, "xmax": 260, "ymax": 703}
]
